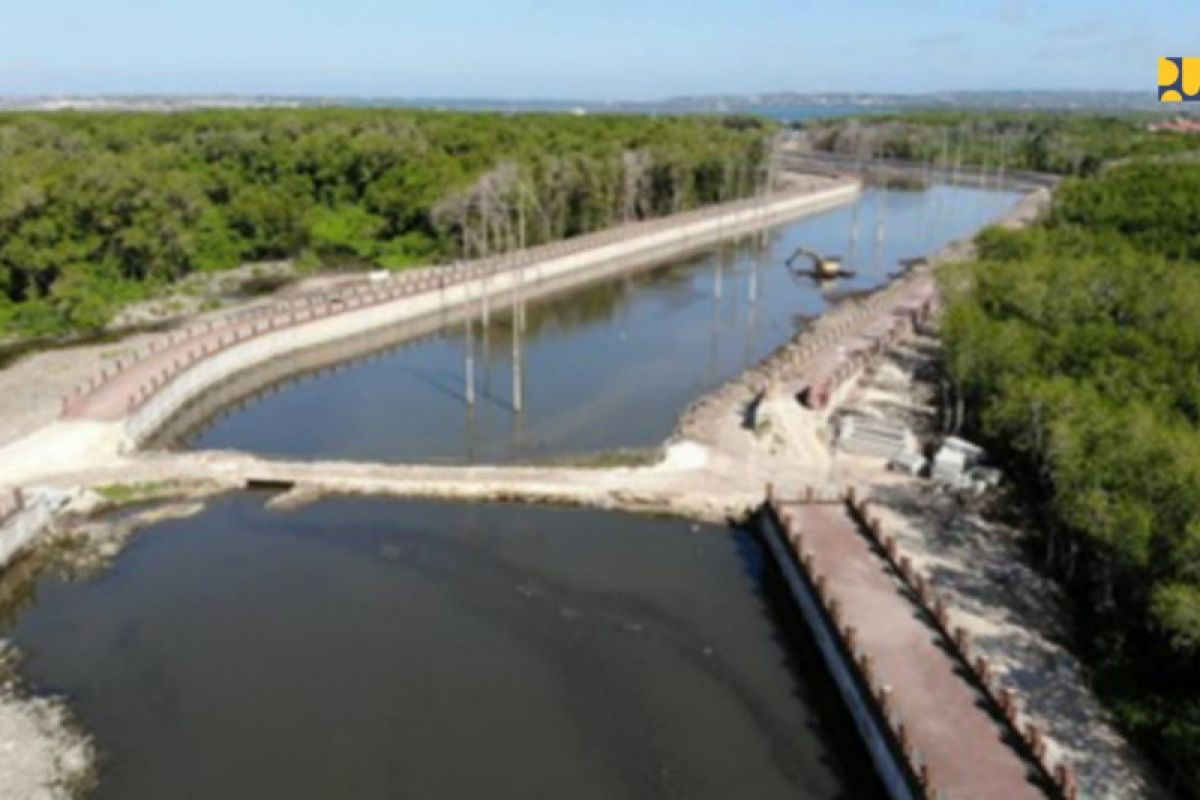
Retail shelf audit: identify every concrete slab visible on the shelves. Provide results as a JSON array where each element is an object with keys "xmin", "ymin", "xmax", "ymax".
[{"xmin": 778, "ymin": 501, "xmax": 1046, "ymax": 799}]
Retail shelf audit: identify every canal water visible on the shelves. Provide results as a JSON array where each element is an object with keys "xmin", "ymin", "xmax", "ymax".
[
  {"xmin": 6, "ymin": 496, "xmax": 883, "ymax": 799},
  {"xmin": 179, "ymin": 184, "xmax": 1020, "ymax": 463}
]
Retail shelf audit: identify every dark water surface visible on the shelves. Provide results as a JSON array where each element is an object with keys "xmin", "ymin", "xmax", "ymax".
[
  {"xmin": 183, "ymin": 184, "xmax": 1019, "ymax": 463},
  {"xmin": 8, "ymin": 495, "xmax": 881, "ymax": 799}
]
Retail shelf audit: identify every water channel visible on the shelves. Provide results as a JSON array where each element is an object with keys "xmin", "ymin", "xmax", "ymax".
[
  {"xmin": 5, "ymin": 181, "xmax": 1021, "ymax": 798},
  {"xmin": 177, "ymin": 184, "xmax": 1020, "ymax": 463}
]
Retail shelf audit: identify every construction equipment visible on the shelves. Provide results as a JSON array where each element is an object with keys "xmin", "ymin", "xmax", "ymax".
[{"xmin": 785, "ymin": 246, "xmax": 851, "ymax": 280}]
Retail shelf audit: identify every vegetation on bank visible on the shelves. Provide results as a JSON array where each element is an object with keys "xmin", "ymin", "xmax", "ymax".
[
  {"xmin": 0, "ymin": 110, "xmax": 773, "ymax": 339},
  {"xmin": 805, "ymin": 111, "xmax": 1199, "ymax": 176},
  {"xmin": 940, "ymin": 158, "xmax": 1200, "ymax": 794},
  {"xmin": 94, "ymin": 481, "xmax": 177, "ymax": 506}
]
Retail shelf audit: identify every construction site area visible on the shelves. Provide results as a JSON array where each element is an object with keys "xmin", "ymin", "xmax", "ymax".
[{"xmin": 0, "ymin": 167, "xmax": 1166, "ymax": 800}]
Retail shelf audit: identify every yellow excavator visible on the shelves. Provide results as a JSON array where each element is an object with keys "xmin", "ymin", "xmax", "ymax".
[{"xmin": 785, "ymin": 247, "xmax": 847, "ymax": 280}]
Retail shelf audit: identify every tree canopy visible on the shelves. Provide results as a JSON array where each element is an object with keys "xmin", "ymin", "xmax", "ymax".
[
  {"xmin": 941, "ymin": 160, "xmax": 1200, "ymax": 792},
  {"xmin": 806, "ymin": 111, "xmax": 1199, "ymax": 176},
  {"xmin": 0, "ymin": 109, "xmax": 774, "ymax": 338}
]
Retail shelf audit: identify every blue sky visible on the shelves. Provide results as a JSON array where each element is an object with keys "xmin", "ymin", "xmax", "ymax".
[{"xmin": 2, "ymin": 0, "xmax": 1195, "ymax": 98}]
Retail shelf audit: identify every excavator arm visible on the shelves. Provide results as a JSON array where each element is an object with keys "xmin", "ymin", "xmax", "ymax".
[{"xmin": 785, "ymin": 246, "xmax": 822, "ymax": 270}]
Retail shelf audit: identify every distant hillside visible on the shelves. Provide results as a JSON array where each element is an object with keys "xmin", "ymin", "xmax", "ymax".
[
  {"xmin": 657, "ymin": 90, "xmax": 1175, "ymax": 113},
  {"xmin": 0, "ymin": 90, "xmax": 1182, "ymax": 116}
]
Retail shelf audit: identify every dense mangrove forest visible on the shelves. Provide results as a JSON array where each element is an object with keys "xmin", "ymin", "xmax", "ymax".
[
  {"xmin": 0, "ymin": 110, "xmax": 772, "ymax": 337},
  {"xmin": 940, "ymin": 155, "xmax": 1200, "ymax": 793},
  {"xmin": 806, "ymin": 111, "xmax": 1199, "ymax": 176}
]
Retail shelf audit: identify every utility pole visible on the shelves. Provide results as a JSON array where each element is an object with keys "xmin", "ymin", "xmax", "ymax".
[
  {"xmin": 709, "ymin": 288, "xmax": 720, "ymax": 383},
  {"xmin": 879, "ymin": 185, "xmax": 887, "ymax": 238},
  {"xmin": 518, "ymin": 191, "xmax": 526, "ymax": 253},
  {"xmin": 512, "ymin": 300, "xmax": 524, "ymax": 413},
  {"xmin": 482, "ymin": 270, "xmax": 490, "ymax": 327},
  {"xmin": 998, "ymin": 133, "xmax": 1008, "ymax": 188},
  {"xmin": 847, "ymin": 199, "xmax": 861, "ymax": 269},
  {"xmin": 463, "ymin": 276, "xmax": 476, "ymax": 406},
  {"xmin": 850, "ymin": 198, "xmax": 861, "ymax": 246},
  {"xmin": 511, "ymin": 237, "xmax": 525, "ymax": 414},
  {"xmin": 873, "ymin": 189, "xmax": 887, "ymax": 273},
  {"xmin": 465, "ymin": 316, "xmax": 475, "ymax": 406},
  {"xmin": 953, "ymin": 131, "xmax": 963, "ymax": 186}
]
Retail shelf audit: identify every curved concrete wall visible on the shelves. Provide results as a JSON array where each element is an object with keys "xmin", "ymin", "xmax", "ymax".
[
  {"xmin": 0, "ymin": 489, "xmax": 69, "ymax": 567},
  {"xmin": 122, "ymin": 181, "xmax": 860, "ymax": 447}
]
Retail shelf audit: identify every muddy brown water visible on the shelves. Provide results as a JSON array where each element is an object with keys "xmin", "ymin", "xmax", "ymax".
[{"xmin": 10, "ymin": 496, "xmax": 883, "ymax": 799}]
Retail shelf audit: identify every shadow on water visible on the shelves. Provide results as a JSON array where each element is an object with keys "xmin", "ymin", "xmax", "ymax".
[{"xmin": 397, "ymin": 363, "xmax": 472, "ymax": 408}]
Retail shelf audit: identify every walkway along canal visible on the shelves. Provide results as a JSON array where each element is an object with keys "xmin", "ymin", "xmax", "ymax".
[{"xmin": 762, "ymin": 490, "xmax": 1064, "ymax": 799}]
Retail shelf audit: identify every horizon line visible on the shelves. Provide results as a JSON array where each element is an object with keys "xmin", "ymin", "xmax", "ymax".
[{"xmin": 0, "ymin": 88, "xmax": 1156, "ymax": 103}]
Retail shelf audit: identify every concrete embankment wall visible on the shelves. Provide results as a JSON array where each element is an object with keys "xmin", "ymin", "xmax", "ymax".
[
  {"xmin": 779, "ymin": 153, "xmax": 1060, "ymax": 191},
  {"xmin": 0, "ymin": 490, "xmax": 69, "ymax": 567},
  {"xmin": 150, "ymin": 235, "xmax": 710, "ymax": 447},
  {"xmin": 760, "ymin": 492, "xmax": 1067, "ymax": 799},
  {"xmin": 758, "ymin": 499, "xmax": 917, "ymax": 800},
  {"xmin": 122, "ymin": 181, "xmax": 859, "ymax": 446}
]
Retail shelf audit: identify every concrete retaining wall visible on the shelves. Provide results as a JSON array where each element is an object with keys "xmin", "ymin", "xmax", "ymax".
[
  {"xmin": 122, "ymin": 181, "xmax": 860, "ymax": 446},
  {"xmin": 780, "ymin": 152, "xmax": 1060, "ymax": 190},
  {"xmin": 0, "ymin": 489, "xmax": 69, "ymax": 566},
  {"xmin": 758, "ymin": 505, "xmax": 916, "ymax": 800},
  {"xmin": 847, "ymin": 497, "xmax": 1076, "ymax": 798}
]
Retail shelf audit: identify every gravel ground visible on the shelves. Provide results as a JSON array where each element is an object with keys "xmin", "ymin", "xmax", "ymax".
[
  {"xmin": 837, "ymin": 334, "xmax": 1170, "ymax": 800},
  {"xmin": 0, "ymin": 688, "xmax": 94, "ymax": 800}
]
